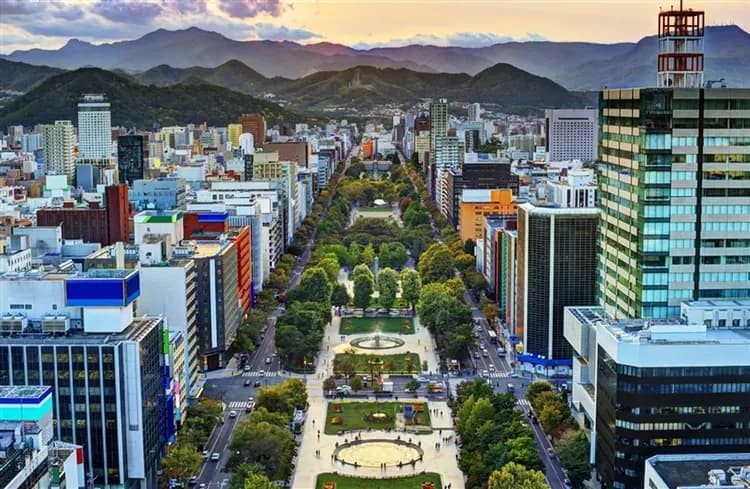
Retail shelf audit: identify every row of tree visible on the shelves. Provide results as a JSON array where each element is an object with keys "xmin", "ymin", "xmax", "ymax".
[
  {"xmin": 226, "ymin": 378, "xmax": 308, "ymax": 487},
  {"xmin": 526, "ymin": 382, "xmax": 592, "ymax": 488},
  {"xmin": 454, "ymin": 379, "xmax": 546, "ymax": 489}
]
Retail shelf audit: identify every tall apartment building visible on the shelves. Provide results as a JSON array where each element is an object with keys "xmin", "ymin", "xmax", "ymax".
[
  {"xmin": 227, "ymin": 123, "xmax": 243, "ymax": 148},
  {"xmin": 238, "ymin": 113, "xmax": 266, "ymax": 147},
  {"xmin": 117, "ymin": 134, "xmax": 149, "ymax": 184},
  {"xmin": 564, "ymin": 302, "xmax": 750, "ymax": 489},
  {"xmin": 77, "ymin": 94, "xmax": 111, "ymax": 160},
  {"xmin": 544, "ymin": 108, "xmax": 598, "ymax": 162},
  {"xmin": 597, "ymin": 87, "xmax": 750, "ymax": 320},
  {"xmin": 177, "ymin": 241, "xmax": 240, "ymax": 370},
  {"xmin": 516, "ymin": 174, "xmax": 599, "ymax": 366},
  {"xmin": 41, "ymin": 121, "xmax": 75, "ymax": 177},
  {"xmin": 468, "ymin": 102, "xmax": 481, "ymax": 122},
  {"xmin": 0, "ymin": 269, "xmax": 167, "ymax": 489},
  {"xmin": 429, "ymin": 98, "xmax": 448, "ymax": 154}
]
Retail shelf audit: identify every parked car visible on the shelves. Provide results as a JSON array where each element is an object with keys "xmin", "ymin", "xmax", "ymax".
[
  {"xmin": 202, "ymin": 450, "xmax": 208, "ymax": 459},
  {"xmin": 336, "ymin": 385, "xmax": 352, "ymax": 394}
]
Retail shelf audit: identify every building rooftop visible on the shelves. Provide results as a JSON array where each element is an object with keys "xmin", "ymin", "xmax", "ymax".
[
  {"xmin": 647, "ymin": 453, "xmax": 750, "ymax": 488},
  {"xmin": 0, "ymin": 385, "xmax": 51, "ymax": 403}
]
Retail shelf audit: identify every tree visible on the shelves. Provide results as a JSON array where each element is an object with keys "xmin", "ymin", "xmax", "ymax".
[
  {"xmin": 334, "ymin": 354, "xmax": 357, "ymax": 378},
  {"xmin": 400, "ymin": 269, "xmax": 422, "ymax": 310},
  {"xmin": 323, "ymin": 376, "xmax": 337, "ymax": 392},
  {"xmin": 227, "ymin": 420, "xmax": 296, "ymax": 480},
  {"xmin": 280, "ymin": 378, "xmax": 308, "ymax": 411},
  {"xmin": 455, "ymin": 253, "xmax": 476, "ymax": 272},
  {"xmin": 487, "ymin": 462, "xmax": 548, "ymax": 489},
  {"xmin": 228, "ymin": 463, "xmax": 270, "ymax": 489},
  {"xmin": 242, "ymin": 473, "xmax": 275, "ymax": 489},
  {"xmin": 319, "ymin": 257, "xmax": 340, "ymax": 283},
  {"xmin": 294, "ymin": 267, "xmax": 332, "ymax": 305},
  {"xmin": 405, "ymin": 378, "xmax": 420, "ymax": 392},
  {"xmin": 505, "ymin": 436, "xmax": 544, "ymax": 471},
  {"xmin": 483, "ymin": 302, "xmax": 498, "ymax": 328},
  {"xmin": 377, "ymin": 267, "xmax": 399, "ymax": 310},
  {"xmin": 255, "ymin": 385, "xmax": 292, "ymax": 415},
  {"xmin": 464, "ymin": 238, "xmax": 476, "ymax": 255},
  {"xmin": 249, "ymin": 407, "xmax": 291, "ymax": 428},
  {"xmin": 361, "ymin": 243, "xmax": 376, "ymax": 267},
  {"xmin": 417, "ymin": 243, "xmax": 455, "ymax": 283},
  {"xmin": 378, "ymin": 242, "xmax": 409, "ymax": 269},
  {"xmin": 348, "ymin": 241, "xmax": 362, "ymax": 266},
  {"xmin": 525, "ymin": 381, "xmax": 553, "ymax": 406},
  {"xmin": 348, "ymin": 374, "xmax": 363, "ymax": 392},
  {"xmin": 353, "ymin": 268, "xmax": 374, "ymax": 309},
  {"xmin": 555, "ymin": 429, "xmax": 592, "ymax": 488},
  {"xmin": 331, "ymin": 283, "xmax": 351, "ymax": 311},
  {"xmin": 161, "ymin": 441, "xmax": 202, "ymax": 486}
]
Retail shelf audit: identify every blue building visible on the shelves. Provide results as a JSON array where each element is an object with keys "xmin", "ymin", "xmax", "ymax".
[{"xmin": 130, "ymin": 178, "xmax": 187, "ymax": 211}]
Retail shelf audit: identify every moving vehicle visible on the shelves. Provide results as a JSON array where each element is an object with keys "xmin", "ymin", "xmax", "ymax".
[
  {"xmin": 246, "ymin": 401, "xmax": 256, "ymax": 413},
  {"xmin": 243, "ymin": 364, "xmax": 251, "ymax": 372},
  {"xmin": 210, "ymin": 452, "xmax": 220, "ymax": 461},
  {"xmin": 259, "ymin": 370, "xmax": 265, "ymax": 377},
  {"xmin": 506, "ymin": 383, "xmax": 515, "ymax": 393},
  {"xmin": 482, "ymin": 349, "xmax": 489, "ymax": 358},
  {"xmin": 265, "ymin": 356, "xmax": 272, "ymax": 365},
  {"xmin": 229, "ymin": 410, "xmax": 237, "ymax": 418},
  {"xmin": 202, "ymin": 450, "xmax": 208, "ymax": 459},
  {"xmin": 481, "ymin": 369, "xmax": 489, "ymax": 377},
  {"xmin": 244, "ymin": 379, "xmax": 251, "ymax": 386},
  {"xmin": 488, "ymin": 330, "xmax": 498, "ymax": 344}
]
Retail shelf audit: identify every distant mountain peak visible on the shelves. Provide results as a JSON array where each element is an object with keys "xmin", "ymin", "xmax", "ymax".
[{"xmin": 63, "ymin": 38, "xmax": 92, "ymax": 48}]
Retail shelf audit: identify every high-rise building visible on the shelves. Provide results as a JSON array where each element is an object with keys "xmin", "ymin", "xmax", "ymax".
[
  {"xmin": 0, "ymin": 269, "xmax": 168, "ymax": 489},
  {"xmin": 516, "ymin": 172, "xmax": 599, "ymax": 365},
  {"xmin": 227, "ymin": 123, "xmax": 243, "ymax": 148},
  {"xmin": 468, "ymin": 102, "xmax": 481, "ymax": 122},
  {"xmin": 597, "ymin": 87, "xmax": 750, "ymax": 320},
  {"xmin": 564, "ymin": 302, "xmax": 750, "ymax": 489},
  {"xmin": 238, "ymin": 113, "xmax": 266, "ymax": 147},
  {"xmin": 429, "ymin": 98, "xmax": 448, "ymax": 154},
  {"xmin": 657, "ymin": 2, "xmax": 704, "ymax": 89},
  {"xmin": 544, "ymin": 108, "xmax": 598, "ymax": 162},
  {"xmin": 117, "ymin": 134, "xmax": 149, "ymax": 184},
  {"xmin": 41, "ymin": 121, "xmax": 75, "ymax": 177},
  {"xmin": 458, "ymin": 189, "xmax": 516, "ymax": 243},
  {"xmin": 77, "ymin": 94, "xmax": 111, "ymax": 160}
]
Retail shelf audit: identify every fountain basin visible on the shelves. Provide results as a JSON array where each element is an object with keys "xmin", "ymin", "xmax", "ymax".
[
  {"xmin": 334, "ymin": 439, "xmax": 424, "ymax": 468},
  {"xmin": 350, "ymin": 334, "xmax": 405, "ymax": 350}
]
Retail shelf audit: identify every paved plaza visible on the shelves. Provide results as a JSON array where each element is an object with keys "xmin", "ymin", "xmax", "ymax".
[{"xmin": 291, "ymin": 311, "xmax": 465, "ymax": 488}]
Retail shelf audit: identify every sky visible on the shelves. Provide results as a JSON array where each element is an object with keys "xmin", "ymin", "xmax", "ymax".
[{"xmin": 1, "ymin": 0, "xmax": 748, "ymax": 54}]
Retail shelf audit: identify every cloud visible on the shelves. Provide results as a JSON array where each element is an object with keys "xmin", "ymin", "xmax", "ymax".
[
  {"xmin": 54, "ymin": 6, "xmax": 86, "ymax": 21},
  {"xmin": 162, "ymin": 0, "xmax": 207, "ymax": 14},
  {"xmin": 91, "ymin": 0, "xmax": 163, "ymax": 23},
  {"xmin": 354, "ymin": 32, "xmax": 549, "ymax": 49},
  {"xmin": 254, "ymin": 23, "xmax": 318, "ymax": 41},
  {"xmin": 218, "ymin": 0, "xmax": 283, "ymax": 18},
  {"xmin": 0, "ymin": 0, "xmax": 38, "ymax": 15}
]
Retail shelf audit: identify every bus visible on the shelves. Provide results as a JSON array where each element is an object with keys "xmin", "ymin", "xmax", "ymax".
[{"xmin": 487, "ymin": 330, "xmax": 498, "ymax": 344}]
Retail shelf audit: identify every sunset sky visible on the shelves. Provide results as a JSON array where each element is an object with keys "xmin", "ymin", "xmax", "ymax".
[{"xmin": 1, "ymin": 0, "xmax": 748, "ymax": 53}]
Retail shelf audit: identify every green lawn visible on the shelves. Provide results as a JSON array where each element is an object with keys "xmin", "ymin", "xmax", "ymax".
[
  {"xmin": 316, "ymin": 473, "xmax": 442, "ymax": 489},
  {"xmin": 357, "ymin": 206, "xmax": 393, "ymax": 212},
  {"xmin": 324, "ymin": 401, "xmax": 431, "ymax": 434},
  {"xmin": 334, "ymin": 352, "xmax": 421, "ymax": 375},
  {"xmin": 339, "ymin": 316, "xmax": 414, "ymax": 334}
]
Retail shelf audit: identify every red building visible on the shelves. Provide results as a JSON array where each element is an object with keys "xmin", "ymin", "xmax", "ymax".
[
  {"xmin": 238, "ymin": 113, "xmax": 266, "ymax": 147},
  {"xmin": 183, "ymin": 211, "xmax": 229, "ymax": 240},
  {"xmin": 229, "ymin": 226, "xmax": 252, "ymax": 316},
  {"xmin": 36, "ymin": 185, "xmax": 129, "ymax": 245}
]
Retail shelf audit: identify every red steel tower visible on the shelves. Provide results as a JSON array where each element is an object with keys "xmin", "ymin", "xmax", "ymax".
[{"xmin": 657, "ymin": 0, "xmax": 705, "ymax": 88}]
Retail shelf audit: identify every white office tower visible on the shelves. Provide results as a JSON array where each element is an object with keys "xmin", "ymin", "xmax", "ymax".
[
  {"xmin": 239, "ymin": 132, "xmax": 255, "ymax": 156},
  {"xmin": 544, "ymin": 108, "xmax": 597, "ymax": 162},
  {"xmin": 77, "ymin": 94, "xmax": 111, "ymax": 159},
  {"xmin": 468, "ymin": 102, "xmax": 481, "ymax": 122},
  {"xmin": 429, "ymin": 98, "xmax": 448, "ymax": 153},
  {"xmin": 41, "ymin": 120, "xmax": 75, "ymax": 177}
]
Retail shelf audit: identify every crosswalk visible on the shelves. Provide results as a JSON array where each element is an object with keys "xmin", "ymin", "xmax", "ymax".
[
  {"xmin": 226, "ymin": 401, "xmax": 249, "ymax": 410},
  {"xmin": 241, "ymin": 370, "xmax": 279, "ymax": 377},
  {"xmin": 484, "ymin": 371, "xmax": 511, "ymax": 379},
  {"xmin": 516, "ymin": 399, "xmax": 532, "ymax": 408}
]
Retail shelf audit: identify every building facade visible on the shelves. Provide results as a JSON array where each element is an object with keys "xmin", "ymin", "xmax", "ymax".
[
  {"xmin": 117, "ymin": 135, "xmax": 149, "ymax": 185},
  {"xmin": 41, "ymin": 121, "xmax": 75, "ymax": 177},
  {"xmin": 545, "ymin": 108, "xmax": 598, "ymax": 162},
  {"xmin": 77, "ymin": 94, "xmax": 111, "ymax": 160},
  {"xmin": 238, "ymin": 113, "xmax": 266, "ymax": 148},
  {"xmin": 597, "ymin": 87, "xmax": 750, "ymax": 320}
]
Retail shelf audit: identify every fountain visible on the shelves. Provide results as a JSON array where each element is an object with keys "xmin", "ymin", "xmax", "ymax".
[{"xmin": 350, "ymin": 329, "xmax": 405, "ymax": 350}]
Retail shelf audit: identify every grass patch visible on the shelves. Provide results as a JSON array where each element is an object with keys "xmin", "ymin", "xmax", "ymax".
[
  {"xmin": 316, "ymin": 473, "xmax": 442, "ymax": 489},
  {"xmin": 324, "ymin": 401, "xmax": 431, "ymax": 434},
  {"xmin": 340, "ymin": 316, "xmax": 414, "ymax": 335},
  {"xmin": 334, "ymin": 352, "xmax": 421, "ymax": 375},
  {"xmin": 357, "ymin": 207, "xmax": 393, "ymax": 212}
]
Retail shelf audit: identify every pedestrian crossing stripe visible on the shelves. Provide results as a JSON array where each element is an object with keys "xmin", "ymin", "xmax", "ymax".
[
  {"xmin": 226, "ymin": 401, "xmax": 247, "ymax": 409},
  {"xmin": 516, "ymin": 399, "xmax": 532, "ymax": 408},
  {"xmin": 241, "ymin": 371, "xmax": 279, "ymax": 377}
]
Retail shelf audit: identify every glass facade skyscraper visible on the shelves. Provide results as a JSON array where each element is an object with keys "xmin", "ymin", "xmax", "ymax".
[{"xmin": 597, "ymin": 87, "xmax": 750, "ymax": 319}]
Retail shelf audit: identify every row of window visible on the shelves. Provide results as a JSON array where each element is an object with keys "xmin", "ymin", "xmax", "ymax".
[
  {"xmin": 619, "ymin": 365, "xmax": 750, "ymax": 377},
  {"xmin": 671, "ymin": 137, "xmax": 750, "ymax": 147},
  {"xmin": 619, "ymin": 382, "xmax": 750, "ymax": 394},
  {"xmin": 616, "ymin": 420, "xmax": 746, "ymax": 431},
  {"xmin": 627, "ymin": 405, "xmax": 743, "ymax": 415}
]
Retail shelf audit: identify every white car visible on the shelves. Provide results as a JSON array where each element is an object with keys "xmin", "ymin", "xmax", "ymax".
[
  {"xmin": 210, "ymin": 452, "xmax": 220, "ymax": 461},
  {"xmin": 259, "ymin": 370, "xmax": 265, "ymax": 377},
  {"xmin": 202, "ymin": 450, "xmax": 208, "ymax": 459},
  {"xmin": 488, "ymin": 364, "xmax": 495, "ymax": 371},
  {"xmin": 229, "ymin": 410, "xmax": 237, "ymax": 418},
  {"xmin": 481, "ymin": 369, "xmax": 489, "ymax": 377}
]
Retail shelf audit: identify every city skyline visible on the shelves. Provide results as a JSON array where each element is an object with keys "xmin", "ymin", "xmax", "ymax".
[{"xmin": 1, "ymin": 0, "xmax": 748, "ymax": 54}]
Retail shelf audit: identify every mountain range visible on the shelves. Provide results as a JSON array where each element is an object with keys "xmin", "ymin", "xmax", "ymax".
[
  {"xmin": 2, "ymin": 25, "xmax": 749, "ymax": 89},
  {"xmin": 0, "ymin": 67, "xmax": 311, "ymax": 129},
  {"xmin": 0, "ymin": 58, "xmax": 592, "ymax": 118}
]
